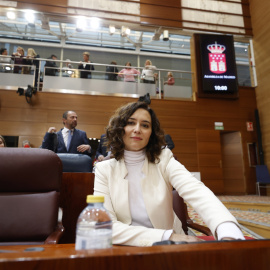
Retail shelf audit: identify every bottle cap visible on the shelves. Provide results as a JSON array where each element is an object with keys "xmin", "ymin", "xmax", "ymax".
[{"xmin": 87, "ymin": 195, "xmax": 104, "ymax": 203}]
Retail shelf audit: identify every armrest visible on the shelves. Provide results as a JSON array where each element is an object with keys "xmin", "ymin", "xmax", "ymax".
[
  {"xmin": 44, "ymin": 223, "xmax": 65, "ymax": 244},
  {"xmin": 186, "ymin": 218, "xmax": 212, "ymax": 236}
]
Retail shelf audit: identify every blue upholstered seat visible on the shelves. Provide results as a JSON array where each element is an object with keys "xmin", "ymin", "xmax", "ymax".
[
  {"xmin": 57, "ymin": 153, "xmax": 92, "ymax": 172},
  {"xmin": 256, "ymin": 165, "xmax": 270, "ymax": 196}
]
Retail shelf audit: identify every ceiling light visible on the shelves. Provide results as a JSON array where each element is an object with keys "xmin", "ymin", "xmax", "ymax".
[
  {"xmin": 125, "ymin": 28, "xmax": 130, "ymax": 35},
  {"xmin": 25, "ymin": 10, "xmax": 35, "ymax": 24},
  {"xmin": 109, "ymin": 25, "xmax": 115, "ymax": 35},
  {"xmin": 90, "ymin": 17, "xmax": 100, "ymax": 29},
  {"xmin": 121, "ymin": 26, "xmax": 130, "ymax": 37},
  {"xmin": 6, "ymin": 11, "xmax": 16, "ymax": 20},
  {"xmin": 76, "ymin": 17, "xmax": 87, "ymax": 32}
]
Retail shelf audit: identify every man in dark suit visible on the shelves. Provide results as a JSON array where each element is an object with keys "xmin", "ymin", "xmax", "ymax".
[
  {"xmin": 44, "ymin": 54, "xmax": 58, "ymax": 76},
  {"xmin": 165, "ymin": 134, "xmax": 175, "ymax": 150},
  {"xmin": 78, "ymin": 52, "xmax": 95, "ymax": 79},
  {"xmin": 95, "ymin": 134, "xmax": 109, "ymax": 161},
  {"xmin": 41, "ymin": 110, "xmax": 91, "ymax": 156}
]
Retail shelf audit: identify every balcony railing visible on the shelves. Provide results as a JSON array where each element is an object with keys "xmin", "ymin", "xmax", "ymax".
[{"xmin": 0, "ymin": 56, "xmax": 194, "ymax": 101}]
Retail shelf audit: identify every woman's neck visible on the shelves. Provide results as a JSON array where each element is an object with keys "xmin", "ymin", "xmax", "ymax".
[{"xmin": 124, "ymin": 150, "xmax": 145, "ymax": 165}]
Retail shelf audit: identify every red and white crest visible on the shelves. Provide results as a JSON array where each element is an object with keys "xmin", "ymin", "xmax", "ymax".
[{"xmin": 207, "ymin": 42, "xmax": 227, "ymax": 74}]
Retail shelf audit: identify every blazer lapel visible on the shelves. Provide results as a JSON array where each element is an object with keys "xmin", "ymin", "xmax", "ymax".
[
  {"xmin": 141, "ymin": 157, "xmax": 174, "ymax": 229},
  {"xmin": 112, "ymin": 159, "xmax": 131, "ymax": 224}
]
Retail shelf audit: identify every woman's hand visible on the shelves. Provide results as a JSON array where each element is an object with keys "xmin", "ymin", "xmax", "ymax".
[{"xmin": 169, "ymin": 233, "xmax": 204, "ymax": 242}]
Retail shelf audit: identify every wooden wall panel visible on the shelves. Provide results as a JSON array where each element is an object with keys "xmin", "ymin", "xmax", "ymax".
[
  {"xmin": 202, "ymin": 180, "xmax": 224, "ymax": 194},
  {"xmin": 249, "ymin": 0, "xmax": 270, "ymax": 175},
  {"xmin": 164, "ymin": 129, "xmax": 196, "ymax": 141},
  {"xmin": 0, "ymin": 86, "xmax": 257, "ymax": 194},
  {"xmin": 141, "ymin": 0, "xmax": 180, "ymax": 8},
  {"xmin": 140, "ymin": 2, "xmax": 182, "ymax": 28},
  {"xmin": 221, "ymin": 132, "xmax": 246, "ymax": 194},
  {"xmin": 197, "ymin": 142, "xmax": 222, "ymax": 154},
  {"xmin": 17, "ymin": 1, "xmax": 67, "ymax": 14},
  {"xmin": 19, "ymin": 135, "xmax": 44, "ymax": 148},
  {"xmin": 174, "ymin": 141, "xmax": 197, "ymax": 154},
  {"xmin": 199, "ymin": 167, "xmax": 223, "ymax": 181}
]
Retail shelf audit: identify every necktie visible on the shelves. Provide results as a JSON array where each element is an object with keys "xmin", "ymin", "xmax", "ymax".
[{"xmin": 66, "ymin": 129, "xmax": 72, "ymax": 151}]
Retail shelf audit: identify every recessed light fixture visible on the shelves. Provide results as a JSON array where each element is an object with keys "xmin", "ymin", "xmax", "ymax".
[
  {"xmin": 76, "ymin": 17, "xmax": 87, "ymax": 32},
  {"xmin": 25, "ymin": 10, "xmax": 35, "ymax": 24},
  {"xmin": 90, "ymin": 17, "xmax": 100, "ymax": 29},
  {"xmin": 6, "ymin": 11, "xmax": 16, "ymax": 20},
  {"xmin": 109, "ymin": 25, "xmax": 116, "ymax": 35},
  {"xmin": 121, "ymin": 26, "xmax": 130, "ymax": 37}
]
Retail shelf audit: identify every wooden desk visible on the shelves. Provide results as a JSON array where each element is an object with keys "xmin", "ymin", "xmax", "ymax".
[
  {"xmin": 1, "ymin": 240, "xmax": 270, "ymax": 270},
  {"xmin": 60, "ymin": 172, "xmax": 95, "ymax": 243}
]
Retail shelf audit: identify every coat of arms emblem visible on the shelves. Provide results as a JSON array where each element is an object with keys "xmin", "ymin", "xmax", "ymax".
[{"xmin": 207, "ymin": 42, "xmax": 227, "ymax": 74}]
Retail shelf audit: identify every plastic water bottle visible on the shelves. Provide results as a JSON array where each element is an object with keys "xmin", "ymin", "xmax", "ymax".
[{"xmin": 75, "ymin": 195, "xmax": 112, "ymax": 250}]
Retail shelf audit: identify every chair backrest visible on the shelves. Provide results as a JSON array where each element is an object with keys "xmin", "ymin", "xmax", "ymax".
[
  {"xmin": 57, "ymin": 153, "xmax": 92, "ymax": 172},
  {"xmin": 172, "ymin": 190, "xmax": 189, "ymax": 235},
  {"xmin": 256, "ymin": 165, "xmax": 270, "ymax": 184},
  {"xmin": 0, "ymin": 148, "xmax": 62, "ymax": 244}
]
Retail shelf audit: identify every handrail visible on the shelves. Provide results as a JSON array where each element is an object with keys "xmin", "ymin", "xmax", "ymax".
[
  {"xmin": 0, "ymin": 55, "xmax": 193, "ymax": 75},
  {"xmin": 0, "ymin": 56, "xmax": 194, "ymax": 100}
]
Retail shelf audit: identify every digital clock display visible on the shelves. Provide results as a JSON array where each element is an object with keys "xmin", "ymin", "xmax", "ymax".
[{"xmin": 195, "ymin": 34, "xmax": 239, "ymax": 98}]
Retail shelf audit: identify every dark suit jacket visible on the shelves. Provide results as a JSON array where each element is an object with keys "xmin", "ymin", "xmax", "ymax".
[
  {"xmin": 165, "ymin": 134, "xmax": 175, "ymax": 150},
  {"xmin": 41, "ymin": 128, "xmax": 91, "ymax": 156},
  {"xmin": 78, "ymin": 62, "xmax": 95, "ymax": 78},
  {"xmin": 44, "ymin": 60, "xmax": 57, "ymax": 76},
  {"xmin": 95, "ymin": 134, "xmax": 108, "ymax": 159},
  {"xmin": 105, "ymin": 66, "xmax": 118, "ymax": 81}
]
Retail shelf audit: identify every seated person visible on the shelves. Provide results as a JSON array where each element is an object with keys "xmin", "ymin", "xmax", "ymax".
[
  {"xmin": 22, "ymin": 140, "xmax": 31, "ymax": 148},
  {"xmin": 95, "ymin": 134, "xmax": 111, "ymax": 162},
  {"xmin": 0, "ymin": 135, "xmax": 6, "ymax": 147},
  {"xmin": 94, "ymin": 102, "xmax": 245, "ymax": 246},
  {"xmin": 41, "ymin": 110, "xmax": 91, "ymax": 158},
  {"xmin": 165, "ymin": 134, "xmax": 175, "ymax": 150}
]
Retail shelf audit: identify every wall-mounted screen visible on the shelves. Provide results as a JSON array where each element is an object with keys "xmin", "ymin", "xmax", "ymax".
[{"xmin": 194, "ymin": 33, "xmax": 239, "ymax": 99}]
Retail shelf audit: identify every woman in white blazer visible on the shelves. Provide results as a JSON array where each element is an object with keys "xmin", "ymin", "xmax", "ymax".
[{"xmin": 94, "ymin": 102, "xmax": 245, "ymax": 246}]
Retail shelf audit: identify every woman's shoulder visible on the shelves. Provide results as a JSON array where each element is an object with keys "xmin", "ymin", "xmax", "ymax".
[
  {"xmin": 96, "ymin": 158, "xmax": 117, "ymax": 170},
  {"xmin": 157, "ymin": 148, "xmax": 174, "ymax": 164}
]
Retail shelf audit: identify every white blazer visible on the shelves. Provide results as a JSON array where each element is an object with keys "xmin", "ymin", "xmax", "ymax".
[{"xmin": 94, "ymin": 148, "xmax": 238, "ymax": 246}]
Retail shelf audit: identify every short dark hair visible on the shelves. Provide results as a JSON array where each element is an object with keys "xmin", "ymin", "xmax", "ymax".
[
  {"xmin": 51, "ymin": 54, "xmax": 57, "ymax": 59},
  {"xmin": 63, "ymin": 111, "xmax": 75, "ymax": 119},
  {"xmin": 0, "ymin": 48, "xmax": 7, "ymax": 55},
  {"xmin": 105, "ymin": 102, "xmax": 166, "ymax": 163},
  {"xmin": 62, "ymin": 111, "xmax": 76, "ymax": 125}
]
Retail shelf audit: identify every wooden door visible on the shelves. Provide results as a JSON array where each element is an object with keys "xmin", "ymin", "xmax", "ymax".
[{"xmin": 221, "ymin": 132, "xmax": 246, "ymax": 194}]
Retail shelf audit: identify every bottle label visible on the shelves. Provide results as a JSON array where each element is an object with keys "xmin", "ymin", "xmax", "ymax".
[{"xmin": 75, "ymin": 229, "xmax": 112, "ymax": 250}]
